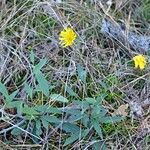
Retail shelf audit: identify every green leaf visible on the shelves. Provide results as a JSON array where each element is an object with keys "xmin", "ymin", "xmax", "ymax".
[
  {"xmin": 77, "ymin": 64, "xmax": 87, "ymax": 83},
  {"xmin": 35, "ymin": 71, "xmax": 49, "ymax": 96},
  {"xmin": 99, "ymin": 80, "xmax": 108, "ymax": 90},
  {"xmin": 63, "ymin": 128, "xmax": 90, "ymax": 146},
  {"xmin": 24, "ymin": 82, "xmax": 33, "ymax": 99},
  {"xmin": 35, "ymin": 119, "xmax": 42, "ymax": 136},
  {"xmin": 50, "ymin": 94, "xmax": 68, "ymax": 103},
  {"xmin": 92, "ymin": 141, "xmax": 107, "ymax": 150},
  {"xmin": 0, "ymin": 82, "xmax": 10, "ymax": 102},
  {"xmin": 33, "ymin": 58, "xmax": 47, "ymax": 74},
  {"xmin": 33, "ymin": 59, "xmax": 49, "ymax": 96},
  {"xmin": 62, "ymin": 122, "xmax": 80, "ymax": 134},
  {"xmin": 66, "ymin": 110, "xmax": 83, "ymax": 122},
  {"xmin": 96, "ymin": 93, "xmax": 108, "ymax": 104},
  {"xmin": 9, "ymin": 90, "xmax": 19, "ymax": 100},
  {"xmin": 35, "ymin": 105, "xmax": 61, "ymax": 114},
  {"xmin": 64, "ymin": 133, "xmax": 79, "ymax": 146},
  {"xmin": 82, "ymin": 114, "xmax": 89, "ymax": 127},
  {"xmin": 29, "ymin": 50, "xmax": 35, "ymax": 63},
  {"xmin": 6, "ymin": 101, "xmax": 23, "ymax": 114},
  {"xmin": 0, "ymin": 82, "xmax": 8, "ymax": 95},
  {"xmin": 92, "ymin": 120, "xmax": 103, "ymax": 139},
  {"xmin": 6, "ymin": 101, "xmax": 22, "ymax": 110},
  {"xmin": 81, "ymin": 128, "xmax": 90, "ymax": 138},
  {"xmin": 92, "ymin": 105, "xmax": 101, "ymax": 115},
  {"xmin": 74, "ymin": 100, "xmax": 89, "ymax": 112},
  {"xmin": 41, "ymin": 117, "xmax": 49, "ymax": 130},
  {"xmin": 22, "ymin": 105, "xmax": 39, "ymax": 116},
  {"xmin": 85, "ymin": 97, "xmax": 96, "ymax": 104},
  {"xmin": 101, "ymin": 116, "xmax": 123, "ymax": 124},
  {"xmin": 11, "ymin": 126, "xmax": 25, "ymax": 136},
  {"xmin": 41, "ymin": 115, "xmax": 60, "ymax": 123},
  {"xmin": 91, "ymin": 106, "xmax": 107, "ymax": 118},
  {"xmin": 65, "ymin": 85, "xmax": 78, "ymax": 97},
  {"xmin": 63, "ymin": 109, "xmax": 80, "ymax": 114},
  {"xmin": 98, "ymin": 107, "xmax": 108, "ymax": 117}
]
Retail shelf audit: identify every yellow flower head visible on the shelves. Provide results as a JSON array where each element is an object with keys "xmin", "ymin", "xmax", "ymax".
[
  {"xmin": 59, "ymin": 27, "xmax": 77, "ymax": 47},
  {"xmin": 133, "ymin": 54, "xmax": 146, "ymax": 70}
]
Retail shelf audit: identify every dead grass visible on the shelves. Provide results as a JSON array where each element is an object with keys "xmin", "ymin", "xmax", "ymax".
[{"xmin": 0, "ymin": 0, "xmax": 149, "ymax": 149}]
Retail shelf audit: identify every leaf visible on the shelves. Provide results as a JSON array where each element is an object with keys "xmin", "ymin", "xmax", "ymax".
[
  {"xmin": 35, "ymin": 71, "xmax": 49, "ymax": 96},
  {"xmin": 6, "ymin": 101, "xmax": 23, "ymax": 114},
  {"xmin": 35, "ymin": 119, "xmax": 42, "ymax": 136},
  {"xmin": 9, "ymin": 90, "xmax": 19, "ymax": 100},
  {"xmin": 66, "ymin": 110, "xmax": 83, "ymax": 122},
  {"xmin": 22, "ymin": 105, "xmax": 39, "ymax": 116},
  {"xmin": 6, "ymin": 101, "xmax": 22, "ymax": 110},
  {"xmin": 62, "ymin": 122, "xmax": 80, "ymax": 134},
  {"xmin": 92, "ymin": 141, "xmax": 107, "ymax": 150},
  {"xmin": 85, "ymin": 97, "xmax": 96, "ymax": 104},
  {"xmin": 0, "ymin": 82, "xmax": 8, "ymax": 95},
  {"xmin": 98, "ymin": 107, "xmax": 108, "ymax": 117},
  {"xmin": 50, "ymin": 94, "xmax": 68, "ymax": 103},
  {"xmin": 0, "ymin": 82, "xmax": 10, "ymax": 102},
  {"xmin": 63, "ymin": 109, "xmax": 80, "ymax": 114},
  {"xmin": 24, "ymin": 82, "xmax": 33, "ymax": 99},
  {"xmin": 35, "ymin": 105, "xmax": 61, "ymax": 114},
  {"xmin": 92, "ymin": 120, "xmax": 103, "ymax": 139},
  {"xmin": 113, "ymin": 104, "xmax": 128, "ymax": 117},
  {"xmin": 65, "ymin": 85, "xmax": 78, "ymax": 97},
  {"xmin": 41, "ymin": 117, "xmax": 49, "ymax": 130},
  {"xmin": 74, "ymin": 100, "xmax": 89, "ymax": 112},
  {"xmin": 64, "ymin": 133, "xmax": 79, "ymax": 146},
  {"xmin": 64, "ymin": 128, "xmax": 90, "ymax": 146},
  {"xmin": 81, "ymin": 128, "xmax": 90, "ymax": 138},
  {"xmin": 101, "ymin": 116, "xmax": 123, "ymax": 124},
  {"xmin": 62, "ymin": 122, "xmax": 80, "ymax": 146},
  {"xmin": 92, "ymin": 105, "xmax": 102, "ymax": 115},
  {"xmin": 33, "ymin": 58, "xmax": 47, "ymax": 74},
  {"xmin": 32, "ymin": 58, "xmax": 49, "ymax": 96},
  {"xmin": 81, "ymin": 114, "xmax": 89, "ymax": 127},
  {"xmin": 41, "ymin": 115, "xmax": 60, "ymax": 123},
  {"xmin": 11, "ymin": 126, "xmax": 25, "ymax": 136},
  {"xmin": 77, "ymin": 64, "xmax": 87, "ymax": 83},
  {"xmin": 96, "ymin": 93, "xmax": 108, "ymax": 104},
  {"xmin": 29, "ymin": 50, "xmax": 35, "ymax": 63},
  {"xmin": 99, "ymin": 80, "xmax": 108, "ymax": 90},
  {"xmin": 92, "ymin": 106, "xmax": 108, "ymax": 118}
]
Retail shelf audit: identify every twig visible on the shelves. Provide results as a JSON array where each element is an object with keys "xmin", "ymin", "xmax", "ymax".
[{"xmin": 10, "ymin": 144, "xmax": 42, "ymax": 148}]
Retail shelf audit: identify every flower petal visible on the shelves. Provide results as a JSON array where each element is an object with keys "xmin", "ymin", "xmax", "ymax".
[
  {"xmin": 59, "ymin": 27, "xmax": 77, "ymax": 47},
  {"xmin": 132, "ymin": 55, "xmax": 146, "ymax": 70}
]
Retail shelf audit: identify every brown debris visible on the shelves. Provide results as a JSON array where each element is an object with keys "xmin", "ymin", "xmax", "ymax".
[{"xmin": 133, "ymin": 116, "xmax": 150, "ymax": 150}]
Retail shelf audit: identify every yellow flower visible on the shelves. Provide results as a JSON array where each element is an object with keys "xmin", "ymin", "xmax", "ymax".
[
  {"xmin": 133, "ymin": 55, "xmax": 146, "ymax": 70},
  {"xmin": 59, "ymin": 27, "xmax": 77, "ymax": 47}
]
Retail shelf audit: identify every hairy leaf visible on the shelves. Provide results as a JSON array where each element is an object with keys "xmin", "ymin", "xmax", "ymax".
[
  {"xmin": 64, "ymin": 133, "xmax": 79, "ymax": 146},
  {"xmin": 50, "ymin": 94, "xmax": 68, "ymax": 103},
  {"xmin": 77, "ymin": 64, "xmax": 87, "ymax": 83},
  {"xmin": 35, "ymin": 71, "xmax": 49, "ymax": 96},
  {"xmin": 101, "ymin": 116, "xmax": 123, "ymax": 124},
  {"xmin": 24, "ymin": 82, "xmax": 33, "ymax": 99},
  {"xmin": 65, "ymin": 85, "xmax": 78, "ymax": 97},
  {"xmin": 92, "ymin": 120, "xmax": 103, "ymax": 139},
  {"xmin": 0, "ymin": 82, "xmax": 10, "ymax": 102},
  {"xmin": 33, "ymin": 58, "xmax": 47, "ymax": 74}
]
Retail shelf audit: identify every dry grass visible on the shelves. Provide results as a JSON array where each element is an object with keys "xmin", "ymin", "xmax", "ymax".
[{"xmin": 0, "ymin": 0, "xmax": 149, "ymax": 149}]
